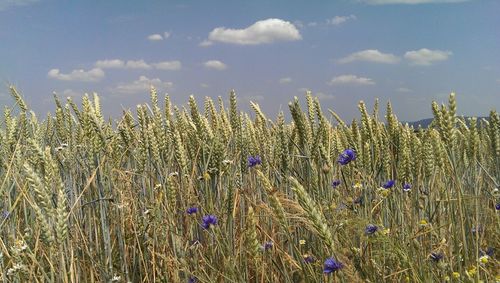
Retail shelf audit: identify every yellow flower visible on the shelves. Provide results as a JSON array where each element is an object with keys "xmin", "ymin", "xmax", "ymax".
[
  {"xmin": 376, "ymin": 187, "xmax": 390, "ymax": 197},
  {"xmin": 299, "ymin": 239, "xmax": 306, "ymax": 245},
  {"xmin": 203, "ymin": 172, "xmax": 211, "ymax": 180},
  {"xmin": 381, "ymin": 228, "xmax": 390, "ymax": 235},
  {"xmin": 419, "ymin": 219, "xmax": 428, "ymax": 226},
  {"xmin": 452, "ymin": 272, "xmax": 460, "ymax": 279},
  {"xmin": 479, "ymin": 255, "xmax": 489, "ymax": 264},
  {"xmin": 444, "ymin": 275, "xmax": 450, "ymax": 281},
  {"xmin": 466, "ymin": 266, "xmax": 476, "ymax": 277},
  {"xmin": 353, "ymin": 182, "xmax": 363, "ymax": 189}
]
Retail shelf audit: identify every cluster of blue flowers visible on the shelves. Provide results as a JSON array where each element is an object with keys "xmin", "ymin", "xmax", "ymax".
[
  {"xmin": 323, "ymin": 257, "xmax": 343, "ymax": 274},
  {"xmin": 201, "ymin": 215, "xmax": 218, "ymax": 229},
  {"xmin": 247, "ymin": 155, "xmax": 262, "ymax": 168},
  {"xmin": 337, "ymin": 149, "xmax": 356, "ymax": 165}
]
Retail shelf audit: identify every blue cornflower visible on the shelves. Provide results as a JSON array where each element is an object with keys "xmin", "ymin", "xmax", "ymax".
[
  {"xmin": 201, "ymin": 214, "xmax": 218, "ymax": 229},
  {"xmin": 429, "ymin": 252, "xmax": 443, "ymax": 262},
  {"xmin": 247, "ymin": 155, "xmax": 262, "ymax": 168},
  {"xmin": 331, "ymin": 179, "xmax": 341, "ymax": 188},
  {"xmin": 303, "ymin": 255, "xmax": 315, "ymax": 263},
  {"xmin": 365, "ymin": 224, "xmax": 378, "ymax": 235},
  {"xmin": 2, "ymin": 210, "xmax": 10, "ymax": 219},
  {"xmin": 480, "ymin": 247, "xmax": 494, "ymax": 257},
  {"xmin": 403, "ymin": 183, "xmax": 412, "ymax": 192},
  {"xmin": 323, "ymin": 257, "xmax": 343, "ymax": 274},
  {"xmin": 261, "ymin": 241, "xmax": 273, "ymax": 251},
  {"xmin": 496, "ymin": 203, "xmax": 500, "ymax": 211},
  {"xmin": 337, "ymin": 149, "xmax": 356, "ymax": 165},
  {"xmin": 383, "ymin": 180, "xmax": 395, "ymax": 189},
  {"xmin": 186, "ymin": 207, "xmax": 198, "ymax": 215}
]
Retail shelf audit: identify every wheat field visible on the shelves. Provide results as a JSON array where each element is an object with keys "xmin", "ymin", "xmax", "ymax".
[{"xmin": 0, "ymin": 86, "xmax": 498, "ymax": 282}]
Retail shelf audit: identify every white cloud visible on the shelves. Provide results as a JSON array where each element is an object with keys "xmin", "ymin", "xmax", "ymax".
[
  {"xmin": 148, "ymin": 34, "xmax": 164, "ymax": 41},
  {"xmin": 199, "ymin": 40, "xmax": 214, "ymax": 47},
  {"xmin": 361, "ymin": 0, "xmax": 470, "ymax": 4},
  {"xmin": 112, "ymin": 76, "xmax": 173, "ymax": 94},
  {"xmin": 47, "ymin": 68, "xmax": 105, "ymax": 82},
  {"xmin": 404, "ymin": 48, "xmax": 452, "ymax": 66},
  {"xmin": 153, "ymin": 61, "xmax": 182, "ymax": 70},
  {"xmin": 339, "ymin": 49, "xmax": 400, "ymax": 64},
  {"xmin": 95, "ymin": 59, "xmax": 125, "ymax": 68},
  {"xmin": 125, "ymin": 60, "xmax": 152, "ymax": 69},
  {"xmin": 307, "ymin": 22, "xmax": 318, "ymax": 27},
  {"xmin": 57, "ymin": 89, "xmax": 83, "ymax": 99},
  {"xmin": 328, "ymin": 75, "xmax": 375, "ymax": 85},
  {"xmin": 316, "ymin": 92, "xmax": 336, "ymax": 100},
  {"xmin": 95, "ymin": 59, "xmax": 180, "ymax": 70},
  {"xmin": 163, "ymin": 31, "xmax": 171, "ymax": 39},
  {"xmin": 204, "ymin": 60, "xmax": 227, "ymax": 70},
  {"xmin": 207, "ymin": 18, "xmax": 302, "ymax": 45},
  {"xmin": 396, "ymin": 87, "xmax": 412, "ymax": 92},
  {"xmin": 0, "ymin": 0, "xmax": 39, "ymax": 11},
  {"xmin": 327, "ymin": 15, "xmax": 357, "ymax": 25},
  {"xmin": 279, "ymin": 77, "xmax": 292, "ymax": 84},
  {"xmin": 200, "ymin": 83, "xmax": 210, "ymax": 88}
]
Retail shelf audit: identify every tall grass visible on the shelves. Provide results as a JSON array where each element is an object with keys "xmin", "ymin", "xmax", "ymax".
[{"xmin": 0, "ymin": 87, "xmax": 498, "ymax": 282}]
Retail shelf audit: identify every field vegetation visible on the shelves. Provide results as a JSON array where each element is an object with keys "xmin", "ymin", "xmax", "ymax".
[{"xmin": 0, "ymin": 87, "xmax": 498, "ymax": 282}]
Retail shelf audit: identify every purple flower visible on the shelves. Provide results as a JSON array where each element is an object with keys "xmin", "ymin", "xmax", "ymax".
[
  {"xmin": 382, "ymin": 180, "xmax": 395, "ymax": 189},
  {"xmin": 429, "ymin": 252, "xmax": 443, "ymax": 262},
  {"xmin": 365, "ymin": 224, "xmax": 378, "ymax": 235},
  {"xmin": 188, "ymin": 276, "xmax": 197, "ymax": 283},
  {"xmin": 2, "ymin": 210, "xmax": 10, "ymax": 219},
  {"xmin": 331, "ymin": 179, "xmax": 341, "ymax": 188},
  {"xmin": 186, "ymin": 207, "xmax": 198, "ymax": 215},
  {"xmin": 303, "ymin": 255, "xmax": 315, "ymax": 263},
  {"xmin": 403, "ymin": 183, "xmax": 412, "ymax": 192},
  {"xmin": 323, "ymin": 257, "xmax": 343, "ymax": 274},
  {"xmin": 486, "ymin": 247, "xmax": 494, "ymax": 257},
  {"xmin": 496, "ymin": 203, "xmax": 500, "ymax": 211},
  {"xmin": 247, "ymin": 155, "xmax": 262, "ymax": 168},
  {"xmin": 337, "ymin": 149, "xmax": 356, "ymax": 165},
  {"xmin": 201, "ymin": 214, "xmax": 218, "ymax": 229},
  {"xmin": 261, "ymin": 241, "xmax": 273, "ymax": 251}
]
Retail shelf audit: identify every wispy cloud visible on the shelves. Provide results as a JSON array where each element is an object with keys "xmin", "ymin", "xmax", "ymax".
[
  {"xmin": 360, "ymin": 0, "xmax": 470, "ymax": 4},
  {"xmin": 47, "ymin": 68, "xmax": 105, "ymax": 82},
  {"xmin": 125, "ymin": 60, "xmax": 152, "ymax": 69},
  {"xmin": 0, "ymin": 0, "xmax": 39, "ymax": 11},
  {"xmin": 339, "ymin": 49, "xmax": 400, "ymax": 64},
  {"xmin": 396, "ymin": 87, "xmax": 412, "ymax": 92},
  {"xmin": 328, "ymin": 75, "xmax": 375, "ymax": 85},
  {"xmin": 204, "ymin": 60, "xmax": 227, "ymax": 70},
  {"xmin": 95, "ymin": 59, "xmax": 180, "ymax": 70},
  {"xmin": 153, "ymin": 61, "xmax": 182, "ymax": 70},
  {"xmin": 279, "ymin": 77, "xmax": 292, "ymax": 84},
  {"xmin": 327, "ymin": 15, "xmax": 357, "ymax": 25},
  {"xmin": 95, "ymin": 59, "xmax": 125, "ymax": 69},
  {"xmin": 207, "ymin": 18, "xmax": 301, "ymax": 45},
  {"xmin": 199, "ymin": 40, "xmax": 214, "ymax": 47},
  {"xmin": 404, "ymin": 48, "xmax": 452, "ymax": 65},
  {"xmin": 111, "ymin": 76, "xmax": 173, "ymax": 94},
  {"xmin": 147, "ymin": 32, "xmax": 171, "ymax": 41}
]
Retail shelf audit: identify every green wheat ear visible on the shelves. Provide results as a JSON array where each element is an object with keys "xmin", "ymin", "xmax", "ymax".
[{"xmin": 289, "ymin": 176, "xmax": 335, "ymax": 251}]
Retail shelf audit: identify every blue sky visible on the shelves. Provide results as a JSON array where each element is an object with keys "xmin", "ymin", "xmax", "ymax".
[{"xmin": 0, "ymin": 0, "xmax": 499, "ymax": 121}]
